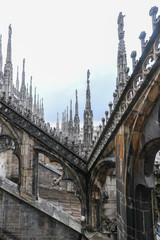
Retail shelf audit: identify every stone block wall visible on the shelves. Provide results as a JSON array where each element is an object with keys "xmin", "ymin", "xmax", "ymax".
[
  {"xmin": 115, "ymin": 129, "xmax": 127, "ymax": 240},
  {"xmin": 0, "ymin": 189, "xmax": 83, "ymax": 240},
  {"xmin": 38, "ymin": 163, "xmax": 81, "ymax": 220},
  {"xmin": 6, "ymin": 153, "xmax": 19, "ymax": 184},
  {"xmin": 103, "ymin": 175, "xmax": 116, "ymax": 219},
  {"xmin": 38, "ymin": 163, "xmax": 62, "ymax": 189},
  {"xmin": 0, "ymin": 150, "xmax": 19, "ymax": 184}
]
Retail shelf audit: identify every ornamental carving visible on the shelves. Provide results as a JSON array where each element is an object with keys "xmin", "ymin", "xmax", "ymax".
[
  {"xmin": 120, "ymin": 101, "xmax": 127, "ymax": 114},
  {"xmin": 154, "ymin": 34, "xmax": 160, "ymax": 54},
  {"xmin": 0, "ymin": 101, "xmax": 87, "ymax": 173},
  {"xmin": 126, "ymin": 89, "xmax": 134, "ymax": 103},
  {"xmin": 101, "ymin": 216, "xmax": 117, "ymax": 233},
  {"xmin": 0, "ymin": 136, "xmax": 15, "ymax": 153},
  {"xmin": 133, "ymin": 74, "xmax": 143, "ymax": 91},
  {"xmin": 143, "ymin": 54, "xmax": 155, "ymax": 75},
  {"xmin": 88, "ymin": 10, "xmax": 160, "ymax": 170}
]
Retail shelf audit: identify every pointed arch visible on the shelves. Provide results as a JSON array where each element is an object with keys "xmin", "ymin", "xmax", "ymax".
[
  {"xmin": 88, "ymin": 158, "xmax": 116, "ymax": 233},
  {"xmin": 124, "ymin": 90, "xmax": 160, "ymax": 239},
  {"xmin": 34, "ymin": 146, "xmax": 86, "ymax": 218}
]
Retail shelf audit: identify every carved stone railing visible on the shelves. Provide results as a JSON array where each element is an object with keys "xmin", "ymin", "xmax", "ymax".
[
  {"xmin": 88, "ymin": 18, "xmax": 160, "ymax": 171},
  {"xmin": 0, "ymin": 100, "xmax": 87, "ymax": 174},
  {"xmin": 0, "ymin": 92, "xmax": 86, "ymax": 158}
]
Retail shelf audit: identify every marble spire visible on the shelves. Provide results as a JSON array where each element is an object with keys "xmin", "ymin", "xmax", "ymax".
[
  {"xmin": 34, "ymin": 87, "xmax": 37, "ymax": 114},
  {"xmin": 70, "ymin": 100, "xmax": 72, "ymax": 121},
  {"xmin": 83, "ymin": 69, "xmax": 93, "ymax": 149},
  {"xmin": 29, "ymin": 76, "xmax": 33, "ymax": 111},
  {"xmin": 4, "ymin": 25, "xmax": 13, "ymax": 99},
  {"xmin": 56, "ymin": 112, "xmax": 59, "ymax": 131},
  {"xmin": 21, "ymin": 59, "xmax": 26, "ymax": 92},
  {"xmin": 85, "ymin": 69, "xmax": 91, "ymax": 110},
  {"xmin": 16, "ymin": 66, "xmax": 19, "ymax": 91},
  {"xmin": 74, "ymin": 89, "xmax": 80, "ymax": 142},
  {"xmin": 116, "ymin": 12, "xmax": 128, "ymax": 97},
  {"xmin": 6, "ymin": 25, "xmax": 12, "ymax": 63},
  {"xmin": 75, "ymin": 89, "xmax": 79, "ymax": 116},
  {"xmin": 68, "ymin": 100, "xmax": 73, "ymax": 138}
]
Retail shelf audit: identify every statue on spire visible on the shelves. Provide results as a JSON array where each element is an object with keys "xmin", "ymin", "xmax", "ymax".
[
  {"xmin": 116, "ymin": 11, "xmax": 128, "ymax": 97},
  {"xmin": 9, "ymin": 24, "xmax": 12, "ymax": 37},
  {"xmin": 118, "ymin": 12, "xmax": 125, "ymax": 40},
  {"xmin": 87, "ymin": 69, "xmax": 90, "ymax": 81},
  {"xmin": 76, "ymin": 89, "xmax": 78, "ymax": 99}
]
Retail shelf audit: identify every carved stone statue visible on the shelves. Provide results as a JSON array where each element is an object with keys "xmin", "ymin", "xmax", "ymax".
[{"xmin": 118, "ymin": 12, "xmax": 125, "ymax": 39}]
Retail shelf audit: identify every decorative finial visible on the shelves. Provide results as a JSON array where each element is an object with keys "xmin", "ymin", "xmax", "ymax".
[
  {"xmin": 105, "ymin": 110, "xmax": 109, "ymax": 123},
  {"xmin": 102, "ymin": 117, "xmax": 105, "ymax": 128},
  {"xmin": 113, "ymin": 90, "xmax": 118, "ymax": 107},
  {"xmin": 149, "ymin": 6, "xmax": 159, "ymax": 31},
  {"xmin": 130, "ymin": 51, "xmax": 137, "ymax": 71},
  {"xmin": 139, "ymin": 31, "xmax": 147, "ymax": 53},
  {"xmin": 109, "ymin": 101, "xmax": 113, "ymax": 116}
]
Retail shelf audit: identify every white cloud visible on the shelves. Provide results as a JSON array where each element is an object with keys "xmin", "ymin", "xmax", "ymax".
[{"xmin": 0, "ymin": 0, "xmax": 159, "ymax": 123}]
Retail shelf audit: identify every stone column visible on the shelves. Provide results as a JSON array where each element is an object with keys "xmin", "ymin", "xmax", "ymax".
[{"xmin": 20, "ymin": 132, "xmax": 38, "ymax": 201}]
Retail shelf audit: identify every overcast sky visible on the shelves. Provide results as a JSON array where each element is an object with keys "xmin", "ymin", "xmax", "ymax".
[{"xmin": 0, "ymin": 0, "xmax": 159, "ymax": 126}]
